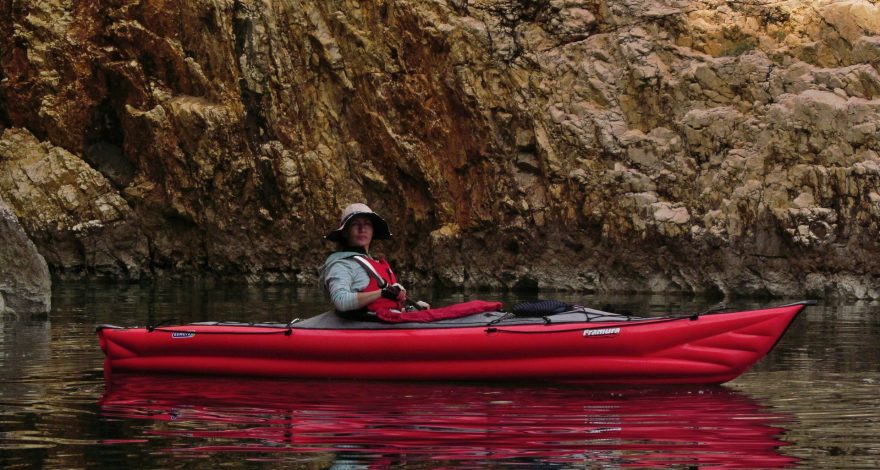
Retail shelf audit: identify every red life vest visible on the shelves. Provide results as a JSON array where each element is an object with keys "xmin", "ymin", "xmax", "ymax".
[
  {"xmin": 349, "ymin": 255, "xmax": 403, "ymax": 312},
  {"xmin": 348, "ymin": 255, "xmax": 503, "ymax": 323}
]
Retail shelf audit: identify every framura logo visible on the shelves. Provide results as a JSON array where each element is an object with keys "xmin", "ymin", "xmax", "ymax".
[{"xmin": 583, "ymin": 327, "xmax": 620, "ymax": 337}]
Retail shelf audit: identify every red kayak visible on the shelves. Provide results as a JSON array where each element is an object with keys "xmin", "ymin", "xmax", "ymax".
[{"xmin": 97, "ymin": 301, "xmax": 813, "ymax": 384}]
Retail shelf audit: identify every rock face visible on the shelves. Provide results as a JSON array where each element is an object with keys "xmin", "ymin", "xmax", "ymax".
[
  {"xmin": 0, "ymin": 196, "xmax": 51, "ymax": 315},
  {"xmin": 1, "ymin": 0, "xmax": 879, "ymax": 298}
]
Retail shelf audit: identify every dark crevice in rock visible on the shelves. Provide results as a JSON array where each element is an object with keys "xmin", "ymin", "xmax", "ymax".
[
  {"xmin": 231, "ymin": 1, "xmax": 275, "ymax": 145},
  {"xmin": 0, "ymin": 68, "xmax": 9, "ymax": 131},
  {"xmin": 83, "ymin": 141, "xmax": 136, "ymax": 189},
  {"xmin": 83, "ymin": 69, "xmax": 137, "ymax": 188}
]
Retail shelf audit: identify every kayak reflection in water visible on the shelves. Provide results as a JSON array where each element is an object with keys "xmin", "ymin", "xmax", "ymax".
[
  {"xmin": 100, "ymin": 376, "xmax": 800, "ymax": 468},
  {"xmin": 317, "ymin": 203, "xmax": 427, "ymax": 321}
]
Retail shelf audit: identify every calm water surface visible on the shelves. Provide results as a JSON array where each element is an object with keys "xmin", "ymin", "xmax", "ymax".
[{"xmin": 1, "ymin": 282, "xmax": 879, "ymax": 468}]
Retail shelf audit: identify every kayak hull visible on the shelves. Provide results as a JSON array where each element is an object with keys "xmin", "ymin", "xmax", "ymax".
[{"xmin": 97, "ymin": 302, "xmax": 810, "ymax": 384}]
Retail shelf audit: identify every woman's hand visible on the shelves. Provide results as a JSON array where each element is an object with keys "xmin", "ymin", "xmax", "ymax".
[
  {"xmin": 395, "ymin": 284, "xmax": 407, "ymax": 302},
  {"xmin": 381, "ymin": 283, "xmax": 406, "ymax": 302}
]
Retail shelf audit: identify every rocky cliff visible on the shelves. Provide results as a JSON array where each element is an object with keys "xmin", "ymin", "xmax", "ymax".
[{"xmin": 1, "ymin": 0, "xmax": 879, "ymax": 298}]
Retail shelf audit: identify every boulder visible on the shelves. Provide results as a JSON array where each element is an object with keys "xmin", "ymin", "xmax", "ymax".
[{"xmin": 0, "ymin": 197, "xmax": 51, "ymax": 315}]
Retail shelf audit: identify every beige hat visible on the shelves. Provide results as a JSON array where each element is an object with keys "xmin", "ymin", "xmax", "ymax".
[{"xmin": 324, "ymin": 203, "xmax": 392, "ymax": 242}]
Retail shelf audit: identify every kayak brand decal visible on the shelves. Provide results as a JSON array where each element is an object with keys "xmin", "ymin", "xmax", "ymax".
[
  {"xmin": 583, "ymin": 327, "xmax": 620, "ymax": 337},
  {"xmin": 171, "ymin": 331, "xmax": 196, "ymax": 339}
]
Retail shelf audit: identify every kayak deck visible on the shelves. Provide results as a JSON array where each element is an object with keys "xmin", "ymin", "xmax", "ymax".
[{"xmin": 102, "ymin": 306, "xmax": 648, "ymax": 331}]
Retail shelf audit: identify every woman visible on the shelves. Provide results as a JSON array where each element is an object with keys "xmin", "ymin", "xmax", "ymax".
[
  {"xmin": 318, "ymin": 203, "xmax": 408, "ymax": 315},
  {"xmin": 319, "ymin": 203, "xmax": 497, "ymax": 323}
]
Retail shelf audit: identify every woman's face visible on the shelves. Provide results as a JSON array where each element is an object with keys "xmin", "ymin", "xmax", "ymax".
[{"xmin": 345, "ymin": 215, "xmax": 374, "ymax": 250}]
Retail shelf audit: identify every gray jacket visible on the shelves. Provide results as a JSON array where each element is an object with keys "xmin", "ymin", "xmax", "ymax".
[{"xmin": 317, "ymin": 251, "xmax": 373, "ymax": 312}]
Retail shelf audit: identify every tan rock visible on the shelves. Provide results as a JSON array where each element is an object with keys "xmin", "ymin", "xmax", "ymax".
[{"xmin": 0, "ymin": 128, "xmax": 147, "ymax": 277}]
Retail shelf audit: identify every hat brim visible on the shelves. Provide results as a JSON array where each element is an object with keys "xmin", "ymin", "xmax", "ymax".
[{"xmin": 325, "ymin": 211, "xmax": 392, "ymax": 242}]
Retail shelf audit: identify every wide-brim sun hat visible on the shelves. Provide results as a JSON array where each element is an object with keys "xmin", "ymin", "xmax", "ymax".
[{"xmin": 324, "ymin": 203, "xmax": 392, "ymax": 242}]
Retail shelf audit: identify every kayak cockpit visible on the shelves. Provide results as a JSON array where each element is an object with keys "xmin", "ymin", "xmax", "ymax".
[{"xmin": 157, "ymin": 307, "xmax": 648, "ymax": 331}]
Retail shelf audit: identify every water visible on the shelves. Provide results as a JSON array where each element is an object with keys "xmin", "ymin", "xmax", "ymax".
[{"xmin": 1, "ymin": 282, "xmax": 879, "ymax": 468}]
